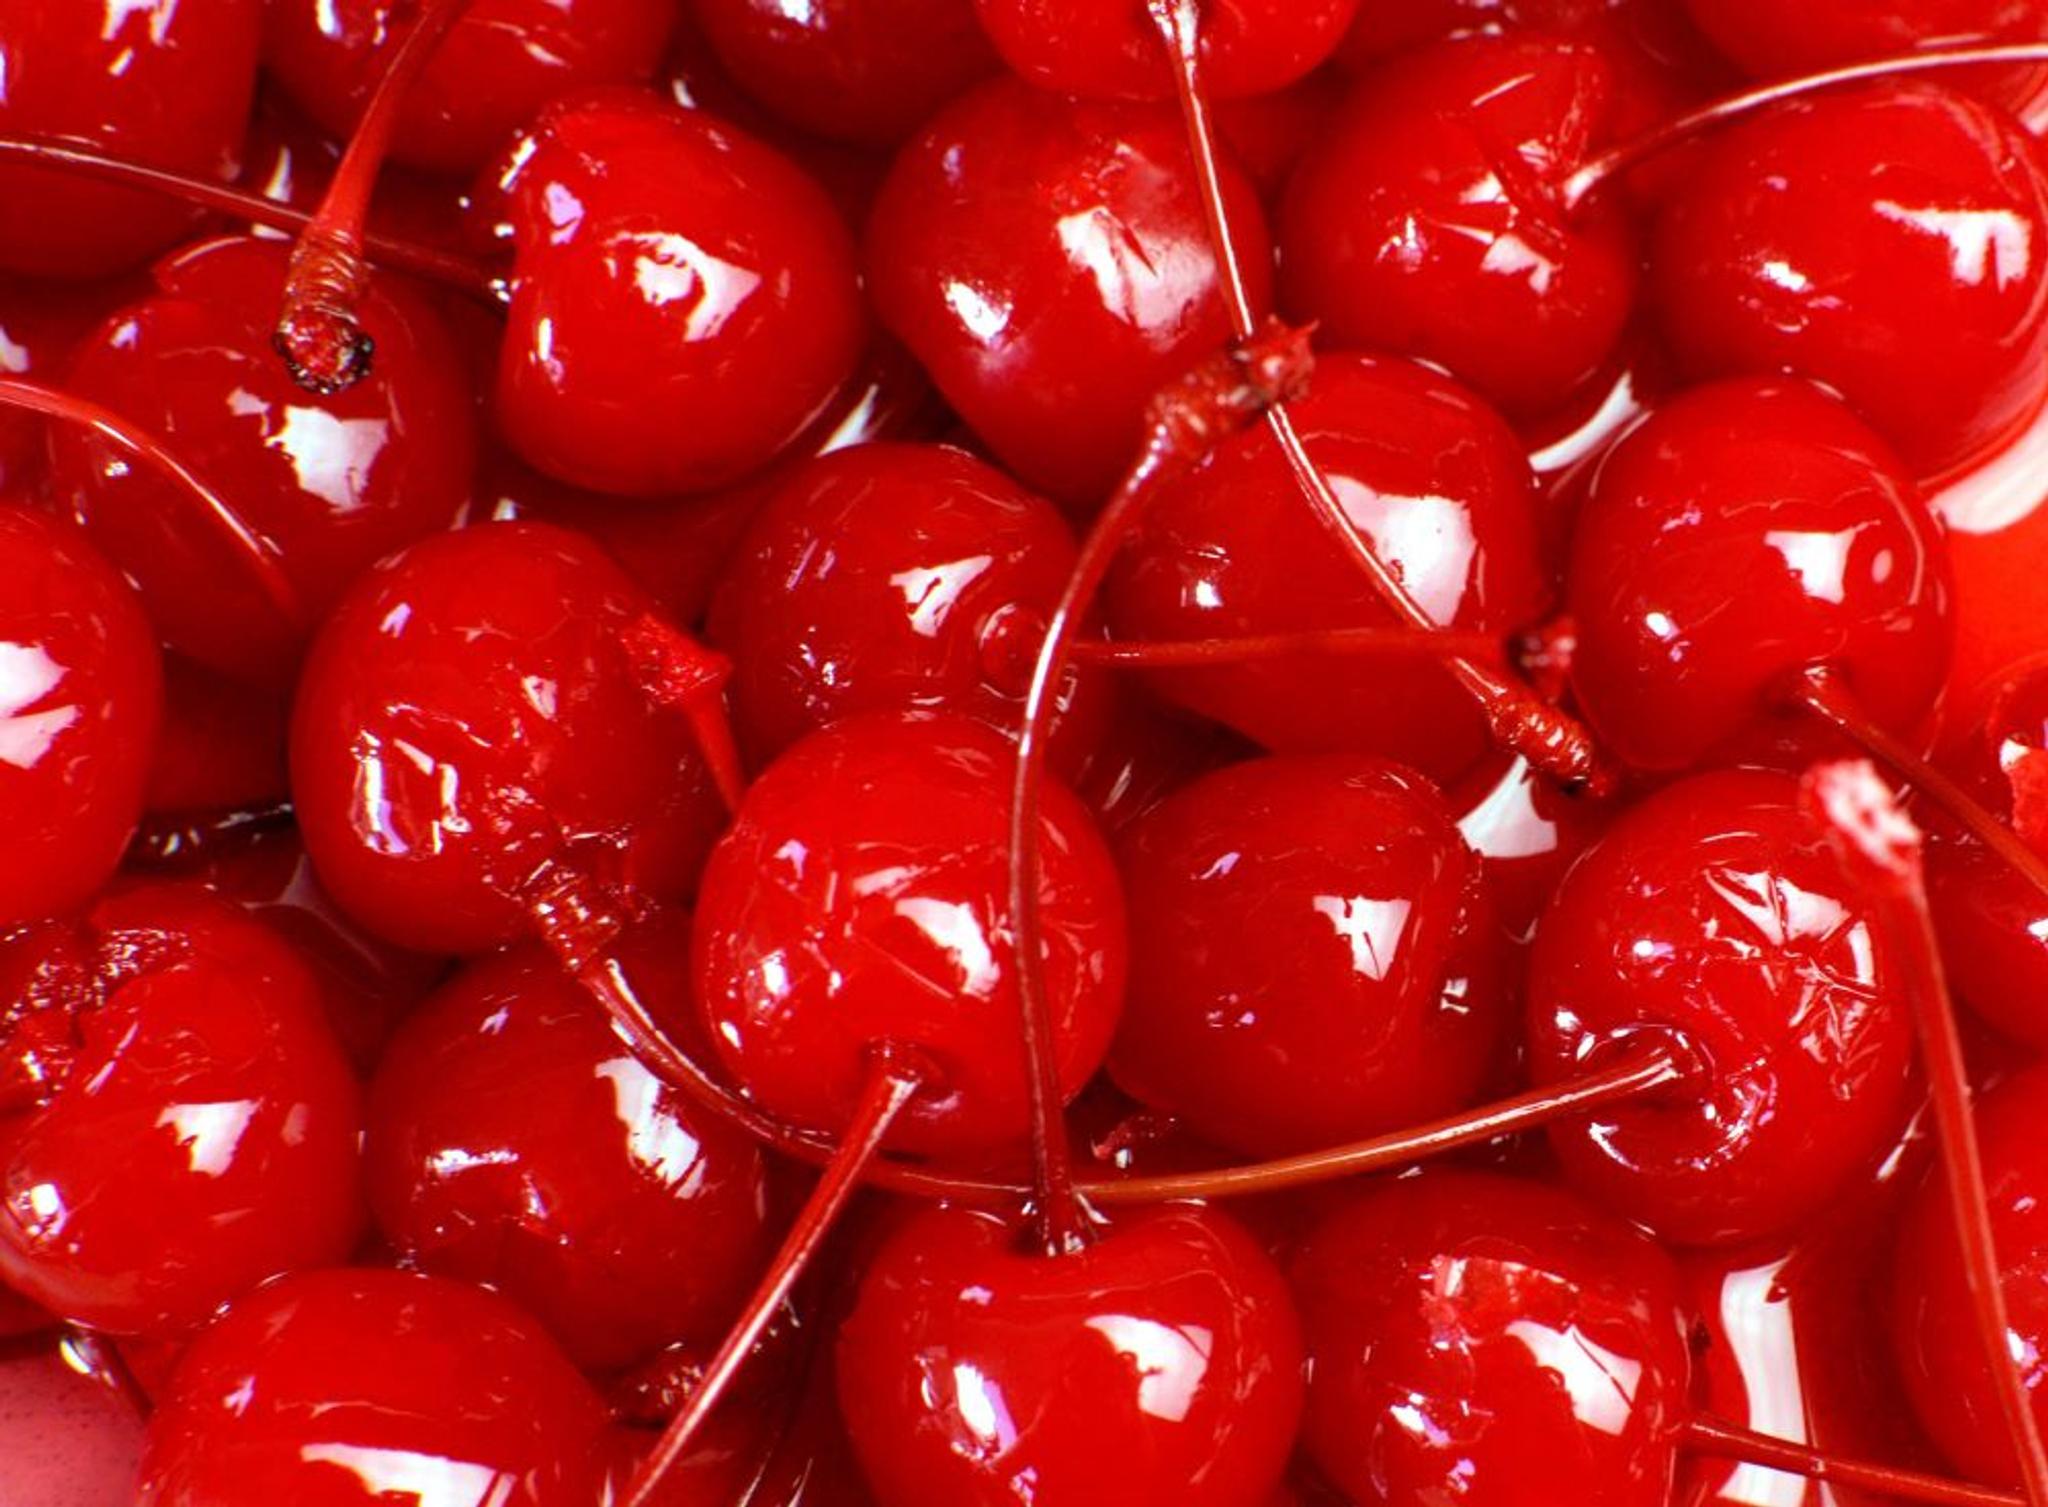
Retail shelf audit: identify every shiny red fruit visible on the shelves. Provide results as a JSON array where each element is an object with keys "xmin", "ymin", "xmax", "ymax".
[
  {"xmin": 1527, "ymin": 769, "xmax": 1917, "ymax": 1246},
  {"xmin": 1681, "ymin": 0, "xmax": 2048, "ymax": 96},
  {"xmin": 1290, "ymin": 1169, "xmax": 1691, "ymax": 1507},
  {"xmin": 692, "ymin": 712, "xmax": 1125, "ymax": 1157},
  {"xmin": 838, "ymin": 1203, "xmax": 1303, "ymax": 1507}
]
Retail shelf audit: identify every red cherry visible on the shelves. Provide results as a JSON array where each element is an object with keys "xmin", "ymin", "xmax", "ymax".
[
  {"xmin": 136, "ymin": 1267, "xmax": 614, "ymax": 1506},
  {"xmin": 1109, "ymin": 753, "xmax": 1512, "ymax": 1157},
  {"xmin": 1649, "ymin": 79, "xmax": 2048, "ymax": 482},
  {"xmin": 865, "ymin": 76, "xmax": 1273, "ymax": 506},
  {"xmin": 1289, "ymin": 1168, "xmax": 1691, "ymax": 1507},
  {"xmin": 0, "ymin": 2, "xmax": 260, "ymax": 280},
  {"xmin": 837, "ymin": 1202, "xmax": 1303, "ymax": 1507},
  {"xmin": 1450, "ymin": 753, "xmax": 1613, "ymax": 942},
  {"xmin": 1103, "ymin": 351, "xmax": 1547, "ymax": 784},
  {"xmin": 290, "ymin": 520, "xmax": 727, "ymax": 956},
  {"xmin": 1281, "ymin": 33, "xmax": 1639, "ymax": 425},
  {"xmin": 486, "ymin": 89, "xmax": 865, "ymax": 498},
  {"xmin": 1527, "ymin": 768, "xmax": 1918, "ymax": 1245},
  {"xmin": 1565, "ymin": 377, "xmax": 1953, "ymax": 774},
  {"xmin": 692, "ymin": 711, "xmax": 1125, "ymax": 1158},
  {"xmin": 0, "ymin": 275, "xmax": 143, "ymax": 494},
  {"xmin": 0, "ymin": 506, "xmax": 161, "ymax": 928},
  {"xmin": 0, "ymin": 885, "xmax": 363, "ymax": 1337}
]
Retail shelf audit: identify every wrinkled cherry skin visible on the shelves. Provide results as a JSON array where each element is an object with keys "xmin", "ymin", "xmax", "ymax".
[
  {"xmin": 695, "ymin": 0, "xmax": 999, "ymax": 144},
  {"xmin": 1566, "ymin": 377, "xmax": 1954, "ymax": 774},
  {"xmin": 1281, "ymin": 33, "xmax": 1638, "ymax": 425},
  {"xmin": 0, "ymin": 508, "xmax": 161, "ymax": 928},
  {"xmin": 0, "ymin": 2, "xmax": 260, "ymax": 280},
  {"xmin": 866, "ymin": 77, "xmax": 1274, "ymax": 507},
  {"xmin": 265, "ymin": 0, "xmax": 677, "ymax": 175},
  {"xmin": 291, "ymin": 521, "xmax": 726, "ymax": 957},
  {"xmin": 1104, "ymin": 351, "xmax": 1547, "ymax": 784},
  {"xmin": 1111, "ymin": 754, "xmax": 1512, "ymax": 1157},
  {"xmin": 707, "ymin": 441, "xmax": 1107, "ymax": 772},
  {"xmin": 693, "ymin": 711, "xmax": 1125, "ymax": 1157},
  {"xmin": 486, "ymin": 89, "xmax": 865, "ymax": 499},
  {"xmin": 1527, "ymin": 769, "xmax": 1916, "ymax": 1246},
  {"xmin": 1290, "ymin": 1169, "xmax": 1690, "ymax": 1507},
  {"xmin": 973, "ymin": 0, "xmax": 1358, "ymax": 101},
  {"xmin": 367, "ymin": 934, "xmax": 777, "ymax": 1373},
  {"xmin": 0, "ymin": 886, "xmax": 363, "ymax": 1338},
  {"xmin": 1651, "ymin": 80, "xmax": 2048, "ymax": 484},
  {"xmin": 136, "ymin": 1268, "xmax": 614, "ymax": 1507},
  {"xmin": 838, "ymin": 1203, "xmax": 1303, "ymax": 1507},
  {"xmin": 52, "ymin": 236, "xmax": 476, "ymax": 689}
]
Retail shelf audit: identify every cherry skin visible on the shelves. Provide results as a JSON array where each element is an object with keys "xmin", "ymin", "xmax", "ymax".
[
  {"xmin": 0, "ymin": 1, "xmax": 261, "ymax": 281},
  {"xmin": 1110, "ymin": 753, "xmax": 1512, "ymax": 1157},
  {"xmin": 1680, "ymin": 0, "xmax": 2048, "ymax": 92},
  {"xmin": 865, "ymin": 76, "xmax": 1273, "ymax": 506},
  {"xmin": 837, "ymin": 1202, "xmax": 1303, "ymax": 1507},
  {"xmin": 1281, "ymin": 33, "xmax": 1638, "ymax": 426},
  {"xmin": 135, "ymin": 1267, "xmax": 614, "ymax": 1507},
  {"xmin": 367, "ymin": 929, "xmax": 778, "ymax": 1373},
  {"xmin": 265, "ymin": 0, "xmax": 677, "ymax": 176},
  {"xmin": 0, "ymin": 507, "xmax": 161, "ymax": 928},
  {"xmin": 706, "ymin": 441, "xmax": 1106, "ymax": 772},
  {"xmin": 484, "ymin": 89, "xmax": 865, "ymax": 499},
  {"xmin": 1288, "ymin": 1168, "xmax": 1691, "ymax": 1507},
  {"xmin": 50, "ymin": 235, "xmax": 476, "ymax": 689},
  {"xmin": 1450, "ymin": 753, "xmax": 1614, "ymax": 943},
  {"xmin": 1527, "ymin": 768, "xmax": 1918, "ymax": 1246},
  {"xmin": 290, "ymin": 520, "xmax": 727, "ymax": 957},
  {"xmin": 0, "ymin": 276, "xmax": 141, "ymax": 495},
  {"xmin": 692, "ymin": 710, "xmax": 1126, "ymax": 1158},
  {"xmin": 1650, "ymin": 79, "xmax": 2048, "ymax": 483},
  {"xmin": 1565, "ymin": 377, "xmax": 1954, "ymax": 775},
  {"xmin": 0, "ymin": 885, "xmax": 363, "ymax": 1337},
  {"xmin": 1103, "ymin": 350, "xmax": 1547, "ymax": 784}
]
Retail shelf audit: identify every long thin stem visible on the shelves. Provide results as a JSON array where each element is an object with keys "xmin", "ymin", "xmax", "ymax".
[
  {"xmin": 1804, "ymin": 760, "xmax": 2048, "ymax": 1506},
  {"xmin": 1072, "ymin": 625, "xmax": 1504, "ymax": 669},
  {"xmin": 1685, "ymin": 1415, "xmax": 2023, "ymax": 1507}
]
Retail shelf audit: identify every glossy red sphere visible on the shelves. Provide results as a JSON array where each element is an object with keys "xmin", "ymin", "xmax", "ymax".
[
  {"xmin": 1289, "ymin": 1169, "xmax": 1691, "ymax": 1507},
  {"xmin": 1527, "ymin": 769, "xmax": 1918, "ymax": 1246},
  {"xmin": 291, "ymin": 521, "xmax": 726, "ymax": 956},
  {"xmin": 838, "ymin": 1203, "xmax": 1303, "ymax": 1507},
  {"xmin": 693, "ymin": 711, "xmax": 1125, "ymax": 1157},
  {"xmin": 866, "ymin": 77, "xmax": 1273, "ymax": 506},
  {"xmin": 1650, "ymin": 80, "xmax": 2048, "ymax": 482}
]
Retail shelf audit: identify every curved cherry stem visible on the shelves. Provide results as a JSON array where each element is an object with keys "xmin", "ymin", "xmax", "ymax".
[
  {"xmin": 1071, "ymin": 625, "xmax": 1505, "ymax": 669},
  {"xmin": 1686, "ymin": 1414, "xmax": 2024, "ymax": 1507},
  {"xmin": 276, "ymin": 0, "xmax": 473, "ymax": 393},
  {"xmin": 1804, "ymin": 760, "xmax": 2048, "ymax": 1506},
  {"xmin": 0, "ymin": 377, "xmax": 305, "ymax": 634},
  {"xmin": 623, "ymin": 1052, "xmax": 926, "ymax": 1507},
  {"xmin": 1565, "ymin": 42, "xmax": 2048, "ymax": 212}
]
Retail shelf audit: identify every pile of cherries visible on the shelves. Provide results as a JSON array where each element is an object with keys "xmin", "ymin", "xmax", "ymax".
[{"xmin": 11, "ymin": 0, "xmax": 2048, "ymax": 1504}]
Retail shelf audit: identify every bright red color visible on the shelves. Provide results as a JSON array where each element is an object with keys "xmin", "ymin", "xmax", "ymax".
[
  {"xmin": 145, "ymin": 655, "xmax": 290, "ymax": 816},
  {"xmin": 1681, "ymin": 0, "xmax": 2048, "ymax": 90}
]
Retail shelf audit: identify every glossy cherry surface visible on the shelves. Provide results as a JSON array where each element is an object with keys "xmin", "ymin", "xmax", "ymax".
[
  {"xmin": 1527, "ymin": 769, "xmax": 1917, "ymax": 1246},
  {"xmin": 0, "ymin": 276, "xmax": 140, "ymax": 495},
  {"xmin": 837, "ymin": 1202, "xmax": 1303, "ymax": 1507},
  {"xmin": 136, "ymin": 1267, "xmax": 614, "ymax": 1507},
  {"xmin": 1281, "ymin": 32, "xmax": 1637, "ymax": 424},
  {"xmin": 692, "ymin": 711, "xmax": 1126, "ymax": 1157},
  {"xmin": 486, "ymin": 89, "xmax": 865, "ymax": 499},
  {"xmin": 291, "ymin": 521, "xmax": 726, "ymax": 956},
  {"xmin": 0, "ymin": 507, "xmax": 161, "ymax": 928},
  {"xmin": 1110, "ymin": 754, "xmax": 1511, "ymax": 1156},
  {"xmin": 1289, "ymin": 1168, "xmax": 1691, "ymax": 1507},
  {"xmin": 1104, "ymin": 351, "xmax": 1547, "ymax": 783},
  {"xmin": 0, "ymin": 885, "xmax": 362, "ymax": 1337},
  {"xmin": 1650, "ymin": 79, "xmax": 2048, "ymax": 483},
  {"xmin": 1565, "ymin": 377, "xmax": 1954, "ymax": 774},
  {"xmin": 865, "ymin": 76, "xmax": 1273, "ymax": 505}
]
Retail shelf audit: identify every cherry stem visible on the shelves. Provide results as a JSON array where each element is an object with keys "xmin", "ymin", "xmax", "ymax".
[
  {"xmin": 614, "ymin": 614, "xmax": 748, "ymax": 815},
  {"xmin": 0, "ymin": 136, "xmax": 497, "ymax": 296},
  {"xmin": 1791, "ymin": 667, "xmax": 2048, "ymax": 905},
  {"xmin": 1804, "ymin": 759, "xmax": 2048, "ymax": 1506},
  {"xmin": 1147, "ymin": 0, "xmax": 1614, "ymax": 795},
  {"xmin": 1072, "ymin": 625, "xmax": 1505, "ymax": 669},
  {"xmin": 56, "ymin": 1329, "xmax": 150, "ymax": 1422},
  {"xmin": 1565, "ymin": 42, "xmax": 2048, "ymax": 212},
  {"xmin": 0, "ymin": 377, "xmax": 305, "ymax": 634},
  {"xmin": 1686, "ymin": 1415, "xmax": 2024, "ymax": 1507},
  {"xmin": 623, "ymin": 1052, "xmax": 925, "ymax": 1507},
  {"xmin": 276, "ymin": 0, "xmax": 473, "ymax": 394}
]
